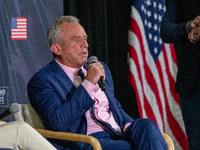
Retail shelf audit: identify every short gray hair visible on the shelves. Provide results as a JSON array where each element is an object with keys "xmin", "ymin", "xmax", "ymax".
[{"xmin": 47, "ymin": 16, "xmax": 80, "ymax": 47}]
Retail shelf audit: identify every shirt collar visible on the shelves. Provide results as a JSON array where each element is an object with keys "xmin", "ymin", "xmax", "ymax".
[{"xmin": 55, "ymin": 59, "xmax": 86, "ymax": 80}]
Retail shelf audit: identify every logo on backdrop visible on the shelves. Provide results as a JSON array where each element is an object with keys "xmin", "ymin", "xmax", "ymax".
[
  {"xmin": 0, "ymin": 87, "xmax": 8, "ymax": 106},
  {"xmin": 11, "ymin": 17, "xmax": 27, "ymax": 40}
]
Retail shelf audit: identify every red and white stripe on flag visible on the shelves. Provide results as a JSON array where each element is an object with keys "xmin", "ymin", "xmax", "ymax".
[
  {"xmin": 11, "ymin": 17, "xmax": 27, "ymax": 40},
  {"xmin": 128, "ymin": 1, "xmax": 188, "ymax": 149}
]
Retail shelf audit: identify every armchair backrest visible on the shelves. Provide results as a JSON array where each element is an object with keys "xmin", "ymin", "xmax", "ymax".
[{"xmin": 14, "ymin": 103, "xmax": 45, "ymax": 129}]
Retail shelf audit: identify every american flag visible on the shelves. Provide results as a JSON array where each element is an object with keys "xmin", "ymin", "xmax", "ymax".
[
  {"xmin": 11, "ymin": 17, "xmax": 27, "ymax": 40},
  {"xmin": 128, "ymin": 0, "xmax": 188, "ymax": 149}
]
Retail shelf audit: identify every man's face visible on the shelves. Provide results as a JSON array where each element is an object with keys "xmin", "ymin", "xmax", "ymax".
[{"xmin": 56, "ymin": 22, "xmax": 89, "ymax": 68}]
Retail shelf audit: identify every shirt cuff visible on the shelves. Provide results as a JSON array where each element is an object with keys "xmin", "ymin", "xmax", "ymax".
[{"xmin": 82, "ymin": 80, "xmax": 99, "ymax": 99}]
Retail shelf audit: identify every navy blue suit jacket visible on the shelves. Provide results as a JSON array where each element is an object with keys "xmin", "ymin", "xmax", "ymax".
[
  {"xmin": 27, "ymin": 59, "xmax": 134, "ymax": 149},
  {"xmin": 161, "ymin": 0, "xmax": 200, "ymax": 98}
]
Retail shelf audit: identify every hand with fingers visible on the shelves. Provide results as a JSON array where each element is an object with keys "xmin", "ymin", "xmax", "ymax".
[
  {"xmin": 188, "ymin": 27, "xmax": 200, "ymax": 43},
  {"xmin": 85, "ymin": 61, "xmax": 106, "ymax": 86},
  {"xmin": 188, "ymin": 15, "xmax": 200, "ymax": 43}
]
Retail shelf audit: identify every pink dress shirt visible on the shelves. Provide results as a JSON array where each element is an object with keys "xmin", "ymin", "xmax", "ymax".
[{"xmin": 56, "ymin": 60, "xmax": 122, "ymax": 135}]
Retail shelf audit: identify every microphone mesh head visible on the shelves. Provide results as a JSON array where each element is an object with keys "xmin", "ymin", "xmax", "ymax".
[
  {"xmin": 88, "ymin": 56, "xmax": 98, "ymax": 63},
  {"xmin": 10, "ymin": 103, "xmax": 20, "ymax": 114}
]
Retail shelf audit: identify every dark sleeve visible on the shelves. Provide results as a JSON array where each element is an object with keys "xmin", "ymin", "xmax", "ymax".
[{"xmin": 160, "ymin": 0, "xmax": 188, "ymax": 43}]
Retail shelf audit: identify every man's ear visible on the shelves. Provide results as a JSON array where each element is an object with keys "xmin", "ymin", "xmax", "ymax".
[{"xmin": 51, "ymin": 44, "xmax": 62, "ymax": 56}]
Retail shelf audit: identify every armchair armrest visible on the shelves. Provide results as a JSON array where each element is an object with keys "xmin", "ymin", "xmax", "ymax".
[
  {"xmin": 162, "ymin": 133, "xmax": 174, "ymax": 150},
  {"xmin": 35, "ymin": 128, "xmax": 102, "ymax": 150}
]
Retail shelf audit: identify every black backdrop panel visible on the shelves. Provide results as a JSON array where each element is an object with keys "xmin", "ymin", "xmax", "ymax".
[{"xmin": 0, "ymin": 0, "xmax": 63, "ymax": 120}]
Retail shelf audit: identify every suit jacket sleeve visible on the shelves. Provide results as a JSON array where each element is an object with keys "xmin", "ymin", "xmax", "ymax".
[
  {"xmin": 27, "ymin": 61, "xmax": 95, "ymax": 132},
  {"xmin": 160, "ymin": 0, "xmax": 188, "ymax": 43}
]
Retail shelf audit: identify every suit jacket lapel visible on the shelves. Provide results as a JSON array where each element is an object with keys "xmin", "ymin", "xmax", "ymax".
[{"xmin": 50, "ymin": 59, "xmax": 77, "ymax": 98}]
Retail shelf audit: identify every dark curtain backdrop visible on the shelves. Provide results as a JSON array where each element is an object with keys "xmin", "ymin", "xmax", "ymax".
[{"xmin": 64, "ymin": 0, "xmax": 139, "ymax": 119}]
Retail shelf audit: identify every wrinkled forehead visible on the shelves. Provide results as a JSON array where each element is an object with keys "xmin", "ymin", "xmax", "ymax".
[{"xmin": 59, "ymin": 22, "xmax": 87, "ymax": 36}]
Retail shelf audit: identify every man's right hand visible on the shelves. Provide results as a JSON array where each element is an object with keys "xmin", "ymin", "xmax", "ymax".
[{"xmin": 85, "ymin": 61, "xmax": 106, "ymax": 85}]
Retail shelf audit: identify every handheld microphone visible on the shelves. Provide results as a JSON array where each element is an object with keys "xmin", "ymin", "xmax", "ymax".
[
  {"xmin": 88, "ymin": 56, "xmax": 106, "ymax": 91},
  {"xmin": 0, "ymin": 103, "xmax": 20, "ymax": 120}
]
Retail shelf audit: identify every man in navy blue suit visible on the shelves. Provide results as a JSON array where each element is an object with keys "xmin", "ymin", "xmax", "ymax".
[
  {"xmin": 27, "ymin": 16, "xmax": 167, "ymax": 150},
  {"xmin": 161, "ymin": 0, "xmax": 200, "ymax": 149}
]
